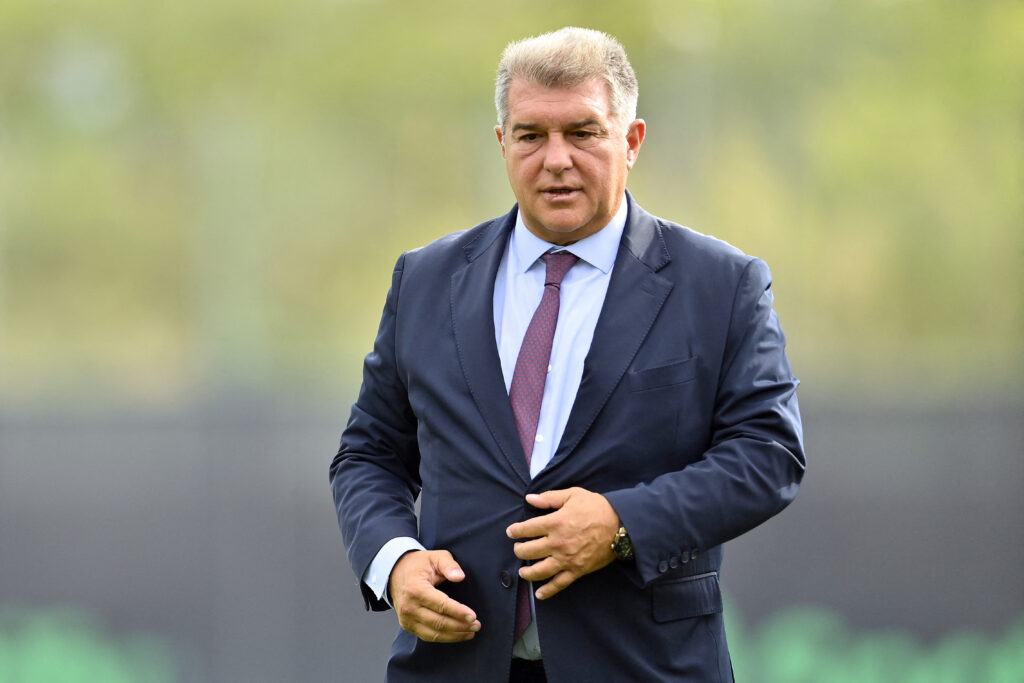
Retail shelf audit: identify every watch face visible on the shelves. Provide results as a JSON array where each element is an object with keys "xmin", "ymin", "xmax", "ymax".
[{"xmin": 614, "ymin": 529, "xmax": 634, "ymax": 561}]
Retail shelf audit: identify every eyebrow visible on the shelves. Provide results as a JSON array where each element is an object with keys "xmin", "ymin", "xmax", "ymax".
[{"xmin": 510, "ymin": 118, "xmax": 604, "ymax": 134}]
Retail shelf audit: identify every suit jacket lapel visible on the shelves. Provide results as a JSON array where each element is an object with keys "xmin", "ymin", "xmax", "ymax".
[
  {"xmin": 549, "ymin": 194, "xmax": 674, "ymax": 469},
  {"xmin": 450, "ymin": 209, "xmax": 533, "ymax": 484}
]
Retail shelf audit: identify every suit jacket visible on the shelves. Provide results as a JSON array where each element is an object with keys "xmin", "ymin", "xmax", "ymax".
[{"xmin": 331, "ymin": 193, "xmax": 805, "ymax": 682}]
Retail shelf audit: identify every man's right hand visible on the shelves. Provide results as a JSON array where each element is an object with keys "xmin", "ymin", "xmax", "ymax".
[{"xmin": 389, "ymin": 549, "xmax": 481, "ymax": 643}]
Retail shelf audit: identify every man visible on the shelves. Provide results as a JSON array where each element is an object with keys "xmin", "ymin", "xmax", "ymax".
[{"xmin": 331, "ymin": 27, "xmax": 805, "ymax": 682}]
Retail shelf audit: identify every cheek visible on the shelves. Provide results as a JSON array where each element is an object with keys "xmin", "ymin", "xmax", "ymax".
[{"xmin": 513, "ymin": 163, "xmax": 540, "ymax": 185}]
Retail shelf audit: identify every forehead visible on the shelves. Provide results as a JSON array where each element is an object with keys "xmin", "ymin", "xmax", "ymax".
[{"xmin": 506, "ymin": 77, "xmax": 613, "ymax": 125}]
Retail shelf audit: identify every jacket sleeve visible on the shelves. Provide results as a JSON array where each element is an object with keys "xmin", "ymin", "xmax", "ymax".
[
  {"xmin": 603, "ymin": 257, "xmax": 806, "ymax": 586},
  {"xmin": 330, "ymin": 253, "xmax": 422, "ymax": 611}
]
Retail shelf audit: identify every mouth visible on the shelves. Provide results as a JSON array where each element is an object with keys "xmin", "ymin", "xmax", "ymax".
[{"xmin": 540, "ymin": 187, "xmax": 581, "ymax": 201}]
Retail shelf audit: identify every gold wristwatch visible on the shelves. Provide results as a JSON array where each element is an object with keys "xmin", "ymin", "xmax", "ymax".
[{"xmin": 611, "ymin": 525, "xmax": 634, "ymax": 561}]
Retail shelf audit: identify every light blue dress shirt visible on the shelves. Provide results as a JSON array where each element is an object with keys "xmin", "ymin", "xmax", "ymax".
[{"xmin": 362, "ymin": 196, "xmax": 628, "ymax": 659}]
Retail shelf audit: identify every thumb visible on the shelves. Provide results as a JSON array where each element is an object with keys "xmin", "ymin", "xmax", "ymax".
[
  {"xmin": 431, "ymin": 550, "xmax": 466, "ymax": 583},
  {"xmin": 525, "ymin": 488, "xmax": 574, "ymax": 510}
]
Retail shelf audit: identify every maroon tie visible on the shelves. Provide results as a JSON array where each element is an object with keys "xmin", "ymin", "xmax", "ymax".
[{"xmin": 509, "ymin": 250, "xmax": 578, "ymax": 642}]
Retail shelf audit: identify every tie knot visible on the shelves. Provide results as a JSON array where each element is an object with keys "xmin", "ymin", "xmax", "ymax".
[{"xmin": 541, "ymin": 251, "xmax": 578, "ymax": 286}]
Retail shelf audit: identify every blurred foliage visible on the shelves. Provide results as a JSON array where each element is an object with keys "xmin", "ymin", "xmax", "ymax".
[
  {"xmin": 727, "ymin": 604, "xmax": 1024, "ymax": 683},
  {"xmin": 1, "ymin": 0, "xmax": 1021, "ymax": 403},
  {"xmin": 0, "ymin": 608, "xmax": 175, "ymax": 683},
  {"xmin": 3, "ymin": 604, "xmax": 1021, "ymax": 683}
]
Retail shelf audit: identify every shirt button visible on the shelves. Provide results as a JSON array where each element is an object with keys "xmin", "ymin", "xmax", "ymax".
[
  {"xmin": 547, "ymin": 364, "xmax": 552, "ymax": 373},
  {"xmin": 535, "ymin": 434, "xmax": 543, "ymax": 442},
  {"xmin": 500, "ymin": 570, "xmax": 513, "ymax": 589}
]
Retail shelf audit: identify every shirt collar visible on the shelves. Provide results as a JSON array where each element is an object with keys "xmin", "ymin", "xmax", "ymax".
[{"xmin": 511, "ymin": 194, "xmax": 627, "ymax": 275}]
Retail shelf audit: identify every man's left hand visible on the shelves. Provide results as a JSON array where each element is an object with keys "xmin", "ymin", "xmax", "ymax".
[{"xmin": 506, "ymin": 487, "xmax": 620, "ymax": 600}]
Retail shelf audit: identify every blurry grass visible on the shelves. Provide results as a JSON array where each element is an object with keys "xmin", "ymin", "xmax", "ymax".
[
  {"xmin": 1, "ymin": 604, "xmax": 1021, "ymax": 682},
  {"xmin": 0, "ymin": 608, "xmax": 176, "ymax": 683},
  {"xmin": 728, "ymin": 603, "xmax": 1024, "ymax": 683}
]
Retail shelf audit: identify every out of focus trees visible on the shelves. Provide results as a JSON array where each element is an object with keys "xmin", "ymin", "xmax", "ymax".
[{"xmin": 1, "ymin": 0, "xmax": 1020, "ymax": 403}]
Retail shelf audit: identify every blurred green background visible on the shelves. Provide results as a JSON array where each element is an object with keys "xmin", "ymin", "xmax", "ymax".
[
  {"xmin": 1, "ymin": 0, "xmax": 1022, "ymax": 681},
  {"xmin": 3, "ymin": 0, "xmax": 1021, "ymax": 404}
]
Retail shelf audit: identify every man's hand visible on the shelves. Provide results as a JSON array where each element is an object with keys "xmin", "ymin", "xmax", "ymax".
[
  {"xmin": 505, "ymin": 487, "xmax": 620, "ymax": 600},
  {"xmin": 388, "ymin": 550, "xmax": 481, "ymax": 643}
]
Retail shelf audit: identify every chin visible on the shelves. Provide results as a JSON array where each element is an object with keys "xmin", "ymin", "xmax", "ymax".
[
  {"xmin": 538, "ymin": 214, "xmax": 587, "ymax": 233},
  {"xmin": 543, "ymin": 222, "xmax": 583, "ymax": 234},
  {"xmin": 541, "ymin": 225, "xmax": 585, "ymax": 240}
]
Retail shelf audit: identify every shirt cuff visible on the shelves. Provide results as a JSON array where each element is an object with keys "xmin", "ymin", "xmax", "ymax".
[{"xmin": 363, "ymin": 537, "xmax": 426, "ymax": 604}]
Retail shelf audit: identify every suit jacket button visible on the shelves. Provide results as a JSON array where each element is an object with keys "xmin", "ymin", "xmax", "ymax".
[
  {"xmin": 669, "ymin": 556, "xmax": 679, "ymax": 569},
  {"xmin": 500, "ymin": 570, "xmax": 513, "ymax": 589},
  {"xmin": 681, "ymin": 550, "xmax": 691, "ymax": 564},
  {"xmin": 657, "ymin": 560, "xmax": 669, "ymax": 574}
]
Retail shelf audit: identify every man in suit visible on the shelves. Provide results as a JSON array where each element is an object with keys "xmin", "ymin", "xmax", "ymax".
[{"xmin": 331, "ymin": 26, "xmax": 805, "ymax": 682}]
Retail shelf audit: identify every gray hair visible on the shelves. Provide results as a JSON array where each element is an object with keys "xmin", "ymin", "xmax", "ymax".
[{"xmin": 495, "ymin": 27, "xmax": 639, "ymax": 133}]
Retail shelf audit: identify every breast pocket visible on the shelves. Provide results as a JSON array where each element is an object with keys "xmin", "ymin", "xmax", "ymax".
[{"xmin": 628, "ymin": 357, "xmax": 698, "ymax": 392}]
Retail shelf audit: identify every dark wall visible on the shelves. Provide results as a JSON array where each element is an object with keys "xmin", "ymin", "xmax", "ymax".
[{"xmin": 1, "ymin": 395, "xmax": 1021, "ymax": 681}]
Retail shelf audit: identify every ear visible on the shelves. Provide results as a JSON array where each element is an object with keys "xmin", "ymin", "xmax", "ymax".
[
  {"xmin": 495, "ymin": 125, "xmax": 506, "ymax": 158},
  {"xmin": 624, "ymin": 119, "xmax": 646, "ymax": 170}
]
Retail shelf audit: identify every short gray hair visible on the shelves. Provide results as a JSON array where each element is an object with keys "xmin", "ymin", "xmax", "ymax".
[{"xmin": 495, "ymin": 27, "xmax": 639, "ymax": 133}]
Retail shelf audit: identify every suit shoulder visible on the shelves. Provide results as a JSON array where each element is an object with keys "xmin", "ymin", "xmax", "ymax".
[
  {"xmin": 638, "ymin": 215, "xmax": 770, "ymax": 296},
  {"xmin": 658, "ymin": 218, "xmax": 752, "ymax": 264},
  {"xmin": 650, "ymin": 214, "xmax": 772, "ymax": 289},
  {"xmin": 401, "ymin": 212, "xmax": 510, "ymax": 270}
]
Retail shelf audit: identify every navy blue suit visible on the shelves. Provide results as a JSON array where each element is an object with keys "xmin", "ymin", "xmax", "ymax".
[{"xmin": 331, "ymin": 193, "xmax": 805, "ymax": 682}]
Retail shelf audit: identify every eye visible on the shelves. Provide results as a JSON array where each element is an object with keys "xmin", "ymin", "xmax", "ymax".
[
  {"xmin": 572, "ymin": 131, "xmax": 594, "ymax": 139},
  {"xmin": 518, "ymin": 133, "xmax": 540, "ymax": 142}
]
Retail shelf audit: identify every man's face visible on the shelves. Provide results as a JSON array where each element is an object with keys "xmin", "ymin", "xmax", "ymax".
[{"xmin": 495, "ymin": 78, "xmax": 645, "ymax": 246}]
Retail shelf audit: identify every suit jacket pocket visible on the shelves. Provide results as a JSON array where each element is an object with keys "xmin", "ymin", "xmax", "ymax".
[
  {"xmin": 651, "ymin": 571, "xmax": 723, "ymax": 623},
  {"xmin": 628, "ymin": 357, "xmax": 698, "ymax": 392}
]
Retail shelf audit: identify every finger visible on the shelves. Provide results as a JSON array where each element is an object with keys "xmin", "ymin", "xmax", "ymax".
[
  {"xmin": 423, "ymin": 628, "xmax": 476, "ymax": 643},
  {"xmin": 508, "ymin": 489, "xmax": 578, "ymax": 539},
  {"xmin": 512, "ymin": 537, "xmax": 552, "ymax": 561},
  {"xmin": 404, "ymin": 610, "xmax": 479, "ymax": 635},
  {"xmin": 518, "ymin": 556, "xmax": 563, "ymax": 583},
  {"xmin": 430, "ymin": 551, "xmax": 467, "ymax": 584},
  {"xmin": 411, "ymin": 620, "xmax": 478, "ymax": 643},
  {"xmin": 404, "ymin": 603, "xmax": 482, "ymax": 638},
  {"xmin": 534, "ymin": 570, "xmax": 578, "ymax": 600},
  {"xmin": 393, "ymin": 551, "xmax": 477, "ymax": 620},
  {"xmin": 417, "ymin": 586, "xmax": 478, "ymax": 625},
  {"xmin": 525, "ymin": 488, "xmax": 574, "ymax": 510},
  {"xmin": 397, "ymin": 591, "xmax": 481, "ymax": 641},
  {"xmin": 507, "ymin": 511, "xmax": 560, "ymax": 540},
  {"xmin": 393, "ymin": 589, "xmax": 478, "ymax": 636}
]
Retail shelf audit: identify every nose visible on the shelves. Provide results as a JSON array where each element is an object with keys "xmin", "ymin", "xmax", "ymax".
[{"xmin": 542, "ymin": 134, "xmax": 573, "ymax": 173}]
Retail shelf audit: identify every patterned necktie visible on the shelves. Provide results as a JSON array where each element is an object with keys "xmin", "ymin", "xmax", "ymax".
[{"xmin": 509, "ymin": 250, "xmax": 578, "ymax": 642}]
